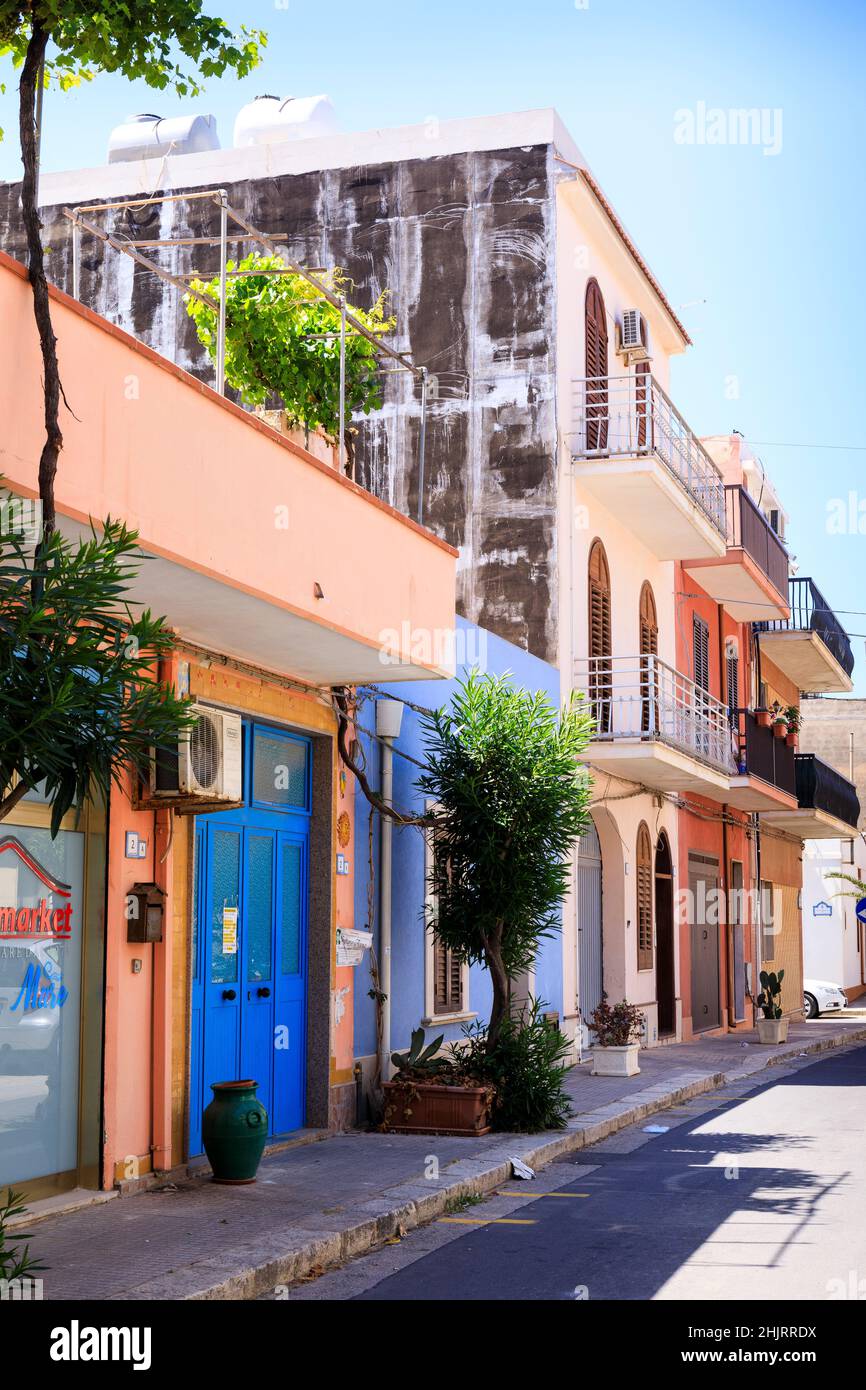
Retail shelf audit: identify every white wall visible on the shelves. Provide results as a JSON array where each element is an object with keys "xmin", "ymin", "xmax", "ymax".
[
  {"xmin": 554, "ymin": 176, "xmax": 689, "ymax": 1041},
  {"xmin": 803, "ymin": 837, "xmax": 866, "ymax": 996}
]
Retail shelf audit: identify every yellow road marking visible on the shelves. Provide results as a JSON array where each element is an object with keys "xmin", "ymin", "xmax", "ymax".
[
  {"xmin": 438, "ymin": 1216, "xmax": 537, "ymax": 1225},
  {"xmin": 533, "ymin": 1192, "xmax": 590, "ymax": 1198}
]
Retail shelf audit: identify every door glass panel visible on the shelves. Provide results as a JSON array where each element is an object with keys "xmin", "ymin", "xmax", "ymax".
[
  {"xmin": 210, "ymin": 829, "xmax": 240, "ymax": 985},
  {"xmin": 280, "ymin": 842, "xmax": 302, "ymax": 976},
  {"xmin": 247, "ymin": 836, "xmax": 273, "ymax": 982},
  {"xmin": 253, "ymin": 731, "xmax": 308, "ymax": 810}
]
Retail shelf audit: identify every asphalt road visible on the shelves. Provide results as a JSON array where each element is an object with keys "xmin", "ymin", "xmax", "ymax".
[{"xmin": 272, "ymin": 1043, "xmax": 866, "ymax": 1301}]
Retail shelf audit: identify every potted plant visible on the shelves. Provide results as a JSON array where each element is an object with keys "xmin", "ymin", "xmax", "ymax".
[
  {"xmin": 784, "ymin": 705, "xmax": 801, "ymax": 749},
  {"xmin": 382, "ymin": 1028, "xmax": 495, "ymax": 1136},
  {"xmin": 755, "ymin": 707, "xmax": 772, "ymax": 729},
  {"xmin": 585, "ymin": 994, "xmax": 645, "ymax": 1076},
  {"xmin": 755, "ymin": 969, "xmax": 788, "ymax": 1043},
  {"xmin": 771, "ymin": 702, "xmax": 788, "ymax": 739}
]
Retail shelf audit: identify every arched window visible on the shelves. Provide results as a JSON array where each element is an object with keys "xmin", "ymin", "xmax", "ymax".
[
  {"xmin": 639, "ymin": 582, "xmax": 659, "ymax": 734},
  {"xmin": 585, "ymin": 279, "xmax": 609, "ymax": 451},
  {"xmin": 636, "ymin": 822, "xmax": 653, "ymax": 971},
  {"xmin": 588, "ymin": 539, "xmax": 611, "ymax": 734}
]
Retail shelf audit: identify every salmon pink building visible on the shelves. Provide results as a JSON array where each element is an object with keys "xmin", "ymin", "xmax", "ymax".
[{"xmin": 0, "ymin": 248, "xmax": 456, "ymax": 1199}]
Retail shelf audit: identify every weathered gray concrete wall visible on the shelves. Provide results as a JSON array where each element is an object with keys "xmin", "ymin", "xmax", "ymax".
[
  {"xmin": 800, "ymin": 699, "xmax": 866, "ymax": 829},
  {"xmin": 0, "ymin": 144, "xmax": 559, "ymax": 662}
]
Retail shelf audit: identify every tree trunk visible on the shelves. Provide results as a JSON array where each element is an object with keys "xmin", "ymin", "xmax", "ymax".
[
  {"xmin": 0, "ymin": 781, "xmax": 30, "ymax": 823},
  {"xmin": 484, "ymin": 943, "xmax": 510, "ymax": 1049},
  {"xmin": 19, "ymin": 22, "xmax": 63, "ymax": 537}
]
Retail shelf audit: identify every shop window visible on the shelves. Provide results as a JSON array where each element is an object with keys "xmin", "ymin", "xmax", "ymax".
[{"xmin": 0, "ymin": 825, "xmax": 86, "ymax": 1188}]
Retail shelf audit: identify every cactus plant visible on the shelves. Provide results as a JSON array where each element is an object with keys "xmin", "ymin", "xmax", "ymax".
[
  {"xmin": 390, "ymin": 1027, "xmax": 449, "ymax": 1076},
  {"xmin": 757, "ymin": 968, "xmax": 785, "ymax": 1020}
]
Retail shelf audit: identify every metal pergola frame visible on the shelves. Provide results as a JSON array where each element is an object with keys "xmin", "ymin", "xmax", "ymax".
[{"xmin": 63, "ymin": 188, "xmax": 429, "ymax": 511}]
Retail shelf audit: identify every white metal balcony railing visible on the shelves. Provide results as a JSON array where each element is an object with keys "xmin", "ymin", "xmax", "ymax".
[
  {"xmin": 574, "ymin": 654, "xmax": 737, "ymax": 775},
  {"xmin": 571, "ymin": 374, "xmax": 727, "ymax": 537}
]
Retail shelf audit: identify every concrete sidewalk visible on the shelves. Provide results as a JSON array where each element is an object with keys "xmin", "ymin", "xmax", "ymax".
[{"xmin": 20, "ymin": 1017, "xmax": 866, "ymax": 1301}]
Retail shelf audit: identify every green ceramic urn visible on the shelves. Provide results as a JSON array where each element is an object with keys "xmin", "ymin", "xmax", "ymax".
[{"xmin": 202, "ymin": 1080, "xmax": 268, "ymax": 1184}]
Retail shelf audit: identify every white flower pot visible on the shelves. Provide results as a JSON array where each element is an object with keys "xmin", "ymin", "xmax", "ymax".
[
  {"xmin": 591, "ymin": 1043, "xmax": 640, "ymax": 1077},
  {"xmin": 756, "ymin": 1017, "xmax": 789, "ymax": 1045}
]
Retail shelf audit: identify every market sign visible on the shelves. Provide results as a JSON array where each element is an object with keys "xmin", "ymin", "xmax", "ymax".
[{"xmin": 0, "ymin": 836, "xmax": 73, "ymax": 939}]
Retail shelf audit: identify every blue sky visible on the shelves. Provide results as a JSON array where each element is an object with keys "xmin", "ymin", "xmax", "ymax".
[{"xmin": 2, "ymin": 0, "xmax": 865, "ymax": 685}]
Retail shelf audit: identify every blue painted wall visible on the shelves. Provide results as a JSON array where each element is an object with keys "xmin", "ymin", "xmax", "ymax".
[{"xmin": 353, "ymin": 618, "xmax": 562, "ymax": 1060}]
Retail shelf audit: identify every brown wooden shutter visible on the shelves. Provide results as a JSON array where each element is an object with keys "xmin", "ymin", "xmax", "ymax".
[
  {"xmin": 635, "ymin": 360, "xmax": 651, "ymax": 450},
  {"xmin": 639, "ymin": 581, "xmax": 658, "ymax": 734},
  {"xmin": 433, "ymin": 937, "xmax": 463, "ymax": 1015},
  {"xmin": 726, "ymin": 650, "xmax": 739, "ymax": 713},
  {"xmin": 639, "ymin": 581, "xmax": 658, "ymax": 657},
  {"xmin": 588, "ymin": 540, "xmax": 612, "ymax": 735},
  {"xmin": 585, "ymin": 279, "xmax": 609, "ymax": 451},
  {"xmin": 431, "ymin": 824, "xmax": 463, "ymax": 1015},
  {"xmin": 693, "ymin": 615, "xmax": 710, "ymax": 691},
  {"xmin": 636, "ymin": 822, "xmax": 653, "ymax": 971}
]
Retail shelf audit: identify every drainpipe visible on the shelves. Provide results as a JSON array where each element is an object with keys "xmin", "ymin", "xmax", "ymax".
[
  {"xmin": 376, "ymin": 699, "xmax": 404, "ymax": 1085},
  {"xmin": 718, "ymin": 605, "xmax": 732, "ymax": 1025}
]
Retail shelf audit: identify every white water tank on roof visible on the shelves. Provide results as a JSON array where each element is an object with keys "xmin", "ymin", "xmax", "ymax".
[
  {"xmin": 107, "ymin": 112, "xmax": 220, "ymax": 164},
  {"xmin": 233, "ymin": 94, "xmax": 337, "ymax": 148}
]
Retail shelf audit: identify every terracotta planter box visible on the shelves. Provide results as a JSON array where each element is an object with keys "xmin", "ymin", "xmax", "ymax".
[
  {"xmin": 773, "ymin": 721, "xmax": 788, "ymax": 739},
  {"xmin": 756, "ymin": 710, "xmax": 772, "ymax": 728},
  {"xmin": 786, "ymin": 732, "xmax": 798, "ymax": 749},
  {"xmin": 756, "ymin": 1017, "xmax": 789, "ymax": 1045},
  {"xmin": 382, "ymin": 1080, "xmax": 493, "ymax": 1136},
  {"xmin": 591, "ymin": 1043, "xmax": 640, "ymax": 1077}
]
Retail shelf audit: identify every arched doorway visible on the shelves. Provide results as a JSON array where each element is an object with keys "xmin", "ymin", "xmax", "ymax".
[
  {"xmin": 578, "ymin": 819, "xmax": 603, "ymax": 1042},
  {"xmin": 585, "ymin": 278, "xmax": 609, "ymax": 451},
  {"xmin": 655, "ymin": 831, "xmax": 676, "ymax": 1036}
]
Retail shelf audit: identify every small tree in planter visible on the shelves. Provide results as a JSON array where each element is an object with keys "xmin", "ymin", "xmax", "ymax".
[
  {"xmin": 585, "ymin": 994, "xmax": 645, "ymax": 1077},
  {"xmin": 418, "ymin": 671, "xmax": 593, "ymax": 1046},
  {"xmin": 755, "ymin": 968, "xmax": 787, "ymax": 1043},
  {"xmin": 771, "ymin": 702, "xmax": 788, "ymax": 739},
  {"xmin": 387, "ymin": 671, "xmax": 594, "ymax": 1133}
]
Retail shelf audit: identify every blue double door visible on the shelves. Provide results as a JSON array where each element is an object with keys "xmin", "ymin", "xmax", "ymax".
[{"xmin": 189, "ymin": 722, "xmax": 311, "ymax": 1157}]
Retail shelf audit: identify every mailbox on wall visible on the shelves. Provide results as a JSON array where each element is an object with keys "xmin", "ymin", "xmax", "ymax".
[{"xmin": 126, "ymin": 882, "xmax": 166, "ymax": 943}]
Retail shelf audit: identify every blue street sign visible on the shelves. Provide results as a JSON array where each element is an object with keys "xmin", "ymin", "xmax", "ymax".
[{"xmin": 856, "ymin": 897, "xmax": 866, "ymax": 925}]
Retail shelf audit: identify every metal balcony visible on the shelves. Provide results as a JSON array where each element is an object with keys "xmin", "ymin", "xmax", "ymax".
[
  {"xmin": 726, "ymin": 709, "xmax": 799, "ymax": 812},
  {"xmin": 574, "ymin": 654, "xmax": 735, "ymax": 796},
  {"xmin": 763, "ymin": 752, "xmax": 861, "ymax": 838},
  {"xmin": 684, "ymin": 486, "xmax": 790, "ymax": 620},
  {"xmin": 756, "ymin": 577, "xmax": 854, "ymax": 693},
  {"xmin": 570, "ymin": 374, "xmax": 727, "ymax": 561}
]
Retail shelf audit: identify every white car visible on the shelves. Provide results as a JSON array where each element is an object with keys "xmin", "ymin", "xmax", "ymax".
[{"xmin": 803, "ymin": 978, "xmax": 848, "ymax": 1019}]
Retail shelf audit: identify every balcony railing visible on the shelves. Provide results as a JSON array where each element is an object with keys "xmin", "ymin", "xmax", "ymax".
[
  {"xmin": 795, "ymin": 753, "xmax": 861, "ymax": 829},
  {"xmin": 725, "ymin": 486, "xmax": 789, "ymax": 597},
  {"xmin": 757, "ymin": 577, "xmax": 854, "ymax": 676},
  {"xmin": 731, "ymin": 709, "xmax": 796, "ymax": 796},
  {"xmin": 574, "ymin": 654, "xmax": 736, "ymax": 775},
  {"xmin": 571, "ymin": 374, "xmax": 727, "ymax": 537}
]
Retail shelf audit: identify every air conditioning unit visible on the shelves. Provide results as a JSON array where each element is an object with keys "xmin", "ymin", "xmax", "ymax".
[
  {"xmin": 149, "ymin": 704, "xmax": 243, "ymax": 803},
  {"xmin": 619, "ymin": 308, "xmax": 650, "ymax": 362}
]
